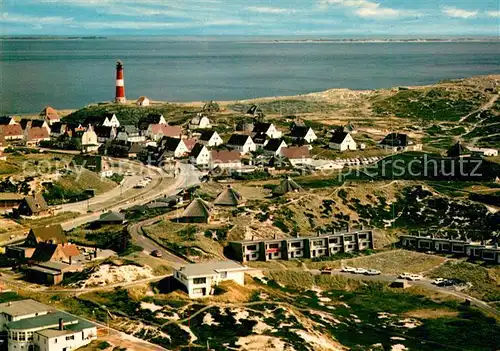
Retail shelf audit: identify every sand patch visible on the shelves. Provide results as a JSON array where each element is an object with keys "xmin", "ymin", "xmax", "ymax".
[
  {"xmin": 236, "ymin": 335, "xmax": 288, "ymax": 351},
  {"xmin": 140, "ymin": 302, "xmax": 163, "ymax": 312},
  {"xmin": 404, "ymin": 309, "xmax": 459, "ymax": 319}
]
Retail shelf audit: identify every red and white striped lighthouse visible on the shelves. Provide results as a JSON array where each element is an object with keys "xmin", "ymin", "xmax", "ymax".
[{"xmin": 115, "ymin": 60, "xmax": 126, "ymax": 103}]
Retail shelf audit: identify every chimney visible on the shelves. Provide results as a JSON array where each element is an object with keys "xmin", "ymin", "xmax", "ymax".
[
  {"xmin": 115, "ymin": 60, "xmax": 126, "ymax": 103},
  {"xmin": 69, "ymin": 255, "xmax": 72, "ymax": 265},
  {"xmin": 59, "ymin": 318, "xmax": 64, "ymax": 331},
  {"xmin": 94, "ymin": 247, "xmax": 98, "ymax": 259}
]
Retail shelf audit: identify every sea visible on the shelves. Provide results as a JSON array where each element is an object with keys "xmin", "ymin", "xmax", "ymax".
[{"xmin": 1, "ymin": 37, "xmax": 499, "ymax": 115}]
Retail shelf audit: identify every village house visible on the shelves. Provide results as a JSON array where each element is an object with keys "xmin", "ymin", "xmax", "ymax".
[
  {"xmin": 379, "ymin": 133, "xmax": 422, "ymax": 152},
  {"xmin": 98, "ymin": 211, "xmax": 125, "ymax": 225},
  {"xmin": 84, "ymin": 114, "xmax": 120, "ymax": 128},
  {"xmin": 289, "ymin": 125, "xmax": 317, "ymax": 144},
  {"xmin": 183, "ymin": 138, "xmax": 197, "ymax": 152},
  {"xmin": 0, "ymin": 124, "xmax": 23, "ymax": 141},
  {"xmin": 236, "ymin": 120, "xmax": 254, "ymax": 133},
  {"xmin": 210, "ymin": 150, "xmax": 242, "ymax": 169},
  {"xmin": 468, "ymin": 147, "xmax": 498, "ymax": 157},
  {"xmin": 4, "ymin": 304, "xmax": 97, "ymax": 351},
  {"xmin": 16, "ymin": 194, "xmax": 50, "ymax": 217},
  {"xmin": 329, "ymin": 131, "xmax": 357, "ymax": 151},
  {"xmin": 127, "ymin": 142, "xmax": 144, "ymax": 158},
  {"xmin": 189, "ymin": 113, "xmax": 212, "ymax": 130},
  {"xmin": 198, "ymin": 130, "xmax": 223, "ymax": 147},
  {"xmin": 20, "ymin": 119, "xmax": 51, "ymax": 134},
  {"xmin": 263, "ymin": 138, "xmax": 287, "ymax": 156},
  {"xmin": 136, "ymin": 96, "xmax": 150, "ymax": 106},
  {"xmin": 29, "ymin": 242, "xmax": 80, "ymax": 264},
  {"xmin": 6, "ymin": 224, "xmax": 66, "ymax": 259},
  {"xmin": 116, "ymin": 125, "xmax": 145, "ymax": 143},
  {"xmin": 40, "ymin": 106, "xmax": 61, "ymax": 125},
  {"xmin": 173, "ymin": 261, "xmax": 247, "ymax": 298},
  {"xmin": 157, "ymin": 136, "xmax": 189, "ymax": 159},
  {"xmin": 146, "ymin": 124, "xmax": 183, "ymax": 142},
  {"xmin": 81, "ymin": 125, "xmax": 99, "ymax": 153},
  {"xmin": 0, "ymin": 193, "xmax": 24, "ymax": 211},
  {"xmin": 93, "ymin": 126, "xmax": 117, "ymax": 143},
  {"xmin": 226, "ymin": 134, "xmax": 256, "ymax": 155},
  {"xmin": 247, "ymin": 105, "xmax": 264, "ymax": 119},
  {"xmin": 72, "ymin": 155, "xmax": 113, "ymax": 177},
  {"xmin": 25, "ymin": 127, "xmax": 50, "ymax": 146},
  {"xmin": 252, "ymin": 122, "xmax": 282, "ymax": 139},
  {"xmin": 49, "ymin": 122, "xmax": 67, "ymax": 138},
  {"xmin": 252, "ymin": 132, "xmax": 268, "ymax": 149},
  {"xmin": 281, "ymin": 146, "xmax": 312, "ymax": 166},
  {"xmin": 190, "ymin": 143, "xmax": 211, "ymax": 166},
  {"xmin": 230, "ymin": 229, "xmax": 374, "ymax": 262},
  {"xmin": 138, "ymin": 113, "xmax": 167, "ymax": 132},
  {"xmin": 202, "ymin": 100, "xmax": 220, "ymax": 113}
]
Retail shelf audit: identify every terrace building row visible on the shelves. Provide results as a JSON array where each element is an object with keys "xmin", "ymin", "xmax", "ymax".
[
  {"xmin": 400, "ymin": 235, "xmax": 500, "ymax": 264},
  {"xmin": 229, "ymin": 229, "xmax": 374, "ymax": 262}
]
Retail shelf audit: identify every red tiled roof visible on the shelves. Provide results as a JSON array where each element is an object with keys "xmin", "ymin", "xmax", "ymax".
[
  {"xmin": 183, "ymin": 138, "xmax": 196, "ymax": 151},
  {"xmin": 0, "ymin": 124, "xmax": 23, "ymax": 137},
  {"xmin": 281, "ymin": 146, "xmax": 310, "ymax": 160},
  {"xmin": 211, "ymin": 150, "xmax": 241, "ymax": 164},
  {"xmin": 27, "ymin": 127, "xmax": 50, "ymax": 141},
  {"xmin": 61, "ymin": 243, "xmax": 80, "ymax": 257},
  {"xmin": 150, "ymin": 124, "xmax": 182, "ymax": 138},
  {"xmin": 40, "ymin": 106, "xmax": 59, "ymax": 120},
  {"xmin": 137, "ymin": 96, "xmax": 149, "ymax": 103}
]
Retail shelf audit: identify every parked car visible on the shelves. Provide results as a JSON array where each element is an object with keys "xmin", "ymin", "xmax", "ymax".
[
  {"xmin": 341, "ymin": 266, "xmax": 356, "ymax": 273},
  {"xmin": 432, "ymin": 278, "xmax": 445, "ymax": 285},
  {"xmin": 320, "ymin": 267, "xmax": 333, "ymax": 275},
  {"xmin": 365, "ymin": 269, "xmax": 381, "ymax": 276},
  {"xmin": 151, "ymin": 250, "xmax": 163, "ymax": 258},
  {"xmin": 398, "ymin": 272, "xmax": 412, "ymax": 280},
  {"xmin": 408, "ymin": 274, "xmax": 423, "ymax": 281},
  {"xmin": 354, "ymin": 268, "xmax": 368, "ymax": 274},
  {"xmin": 125, "ymin": 171, "xmax": 133, "ymax": 176}
]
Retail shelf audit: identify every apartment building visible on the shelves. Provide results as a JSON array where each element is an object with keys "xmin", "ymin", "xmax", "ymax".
[
  {"xmin": 229, "ymin": 229, "xmax": 374, "ymax": 263},
  {"xmin": 400, "ymin": 235, "xmax": 500, "ymax": 264}
]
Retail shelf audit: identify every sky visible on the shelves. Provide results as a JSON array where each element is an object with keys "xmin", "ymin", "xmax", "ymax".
[{"xmin": 0, "ymin": 0, "xmax": 499, "ymax": 36}]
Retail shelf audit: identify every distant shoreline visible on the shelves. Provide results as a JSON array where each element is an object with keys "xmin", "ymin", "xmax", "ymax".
[
  {"xmin": 0, "ymin": 36, "xmax": 107, "ymax": 40},
  {"xmin": 252, "ymin": 38, "xmax": 500, "ymax": 44}
]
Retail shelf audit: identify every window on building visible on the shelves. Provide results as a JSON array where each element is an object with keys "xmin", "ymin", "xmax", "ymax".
[
  {"xmin": 12, "ymin": 331, "xmax": 18, "ymax": 341},
  {"xmin": 358, "ymin": 234, "xmax": 367, "ymax": 239},
  {"xmin": 268, "ymin": 243, "xmax": 279, "ymax": 249},
  {"xmin": 18, "ymin": 332, "xmax": 26, "ymax": 341},
  {"xmin": 291, "ymin": 242, "xmax": 301, "ymax": 248},
  {"xmin": 220, "ymin": 271, "xmax": 227, "ymax": 279},
  {"xmin": 329, "ymin": 238, "xmax": 339, "ymax": 244},
  {"xmin": 66, "ymin": 335, "xmax": 75, "ymax": 341},
  {"xmin": 193, "ymin": 277, "xmax": 207, "ymax": 284},
  {"xmin": 344, "ymin": 236, "xmax": 353, "ymax": 242},
  {"xmin": 247, "ymin": 245, "xmax": 257, "ymax": 251},
  {"xmin": 313, "ymin": 240, "xmax": 324, "ymax": 246},
  {"xmin": 55, "ymin": 338, "xmax": 57, "ymax": 343},
  {"xmin": 27, "ymin": 332, "xmax": 33, "ymax": 341}
]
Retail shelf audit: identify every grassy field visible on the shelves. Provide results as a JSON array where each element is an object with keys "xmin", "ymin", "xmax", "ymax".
[
  {"xmin": 229, "ymin": 98, "xmax": 342, "ymax": 115},
  {"xmin": 15, "ymin": 211, "xmax": 79, "ymax": 227},
  {"xmin": 0, "ymin": 151, "xmax": 74, "ymax": 177}
]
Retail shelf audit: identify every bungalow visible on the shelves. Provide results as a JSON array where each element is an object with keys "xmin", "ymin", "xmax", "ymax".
[
  {"xmin": 252, "ymin": 122, "xmax": 281, "ymax": 139},
  {"xmin": 136, "ymin": 96, "xmax": 150, "ymax": 106},
  {"xmin": 17, "ymin": 194, "xmax": 50, "ymax": 217},
  {"xmin": 94, "ymin": 126, "xmax": 117, "ymax": 143},
  {"xmin": 190, "ymin": 143, "xmax": 211, "ymax": 166},
  {"xmin": 379, "ymin": 133, "xmax": 422, "ymax": 152},
  {"xmin": 25, "ymin": 127, "xmax": 50, "ymax": 146},
  {"xmin": 263, "ymin": 139, "xmax": 287, "ymax": 156},
  {"xmin": 147, "ymin": 124, "xmax": 182, "ymax": 141},
  {"xmin": 40, "ymin": 106, "xmax": 60, "ymax": 125},
  {"xmin": 138, "ymin": 114, "xmax": 166, "ymax": 132},
  {"xmin": 157, "ymin": 136, "xmax": 189, "ymax": 158},
  {"xmin": 329, "ymin": 131, "xmax": 357, "ymax": 151},
  {"xmin": 189, "ymin": 114, "xmax": 212, "ymax": 130},
  {"xmin": 116, "ymin": 125, "xmax": 145, "ymax": 143},
  {"xmin": 289, "ymin": 126, "xmax": 317, "ymax": 144},
  {"xmin": 281, "ymin": 146, "xmax": 312, "ymax": 166},
  {"xmin": 173, "ymin": 260, "xmax": 247, "ymax": 298},
  {"xmin": 98, "ymin": 211, "xmax": 125, "ymax": 225},
  {"xmin": 198, "ymin": 130, "xmax": 223, "ymax": 147},
  {"xmin": 81, "ymin": 126, "xmax": 99, "ymax": 153},
  {"xmin": 0, "ymin": 124, "xmax": 23, "ymax": 141},
  {"xmin": 226, "ymin": 134, "xmax": 256, "ymax": 155},
  {"xmin": 210, "ymin": 150, "xmax": 242, "ymax": 169}
]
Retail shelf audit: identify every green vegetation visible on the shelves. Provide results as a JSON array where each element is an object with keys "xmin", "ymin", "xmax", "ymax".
[
  {"xmin": 229, "ymin": 98, "xmax": 342, "ymax": 115},
  {"xmin": 372, "ymin": 88, "xmax": 485, "ymax": 121},
  {"xmin": 65, "ymin": 103, "xmax": 199, "ymax": 126},
  {"xmin": 67, "ymin": 224, "xmax": 141, "ymax": 255}
]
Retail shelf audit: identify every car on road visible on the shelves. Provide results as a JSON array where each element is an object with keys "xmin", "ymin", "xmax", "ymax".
[
  {"xmin": 398, "ymin": 272, "xmax": 412, "ymax": 280},
  {"xmin": 432, "ymin": 278, "xmax": 445, "ymax": 285},
  {"xmin": 320, "ymin": 267, "xmax": 333, "ymax": 275},
  {"xmin": 341, "ymin": 266, "xmax": 357, "ymax": 273},
  {"xmin": 125, "ymin": 171, "xmax": 133, "ymax": 176},
  {"xmin": 354, "ymin": 268, "xmax": 368, "ymax": 274},
  {"xmin": 151, "ymin": 250, "xmax": 163, "ymax": 258},
  {"xmin": 365, "ymin": 269, "xmax": 381, "ymax": 276},
  {"xmin": 408, "ymin": 274, "xmax": 423, "ymax": 281}
]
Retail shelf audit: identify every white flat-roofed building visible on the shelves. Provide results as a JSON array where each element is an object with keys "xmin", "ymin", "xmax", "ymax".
[
  {"xmin": 173, "ymin": 261, "xmax": 247, "ymax": 298},
  {"xmin": 0, "ymin": 300, "xmax": 51, "ymax": 332}
]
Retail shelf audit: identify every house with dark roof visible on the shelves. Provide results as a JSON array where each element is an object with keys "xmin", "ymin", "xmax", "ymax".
[
  {"xmin": 379, "ymin": 133, "xmax": 422, "ymax": 152},
  {"xmin": 0, "ymin": 116, "xmax": 16, "ymax": 126},
  {"xmin": 198, "ymin": 130, "xmax": 223, "ymax": 147},
  {"xmin": 252, "ymin": 132, "xmax": 268, "ymax": 149},
  {"xmin": 49, "ymin": 122, "xmax": 67, "ymax": 138},
  {"xmin": 138, "ymin": 113, "xmax": 167, "ymax": 132},
  {"xmin": 226, "ymin": 134, "xmax": 256, "ymax": 155},
  {"xmin": 98, "ymin": 211, "xmax": 125, "ymax": 225},
  {"xmin": 136, "ymin": 96, "xmax": 150, "ymax": 107},
  {"xmin": 272, "ymin": 177, "xmax": 303, "ymax": 196},
  {"xmin": 178, "ymin": 198, "xmax": 212, "ymax": 223},
  {"xmin": 289, "ymin": 126, "xmax": 317, "ymax": 144},
  {"xmin": 247, "ymin": 105, "xmax": 264, "ymax": 118},
  {"xmin": 25, "ymin": 224, "xmax": 67, "ymax": 247},
  {"xmin": 20, "ymin": 119, "xmax": 51, "ymax": 134},
  {"xmin": 30, "ymin": 242, "xmax": 79, "ymax": 264},
  {"xmin": 84, "ymin": 114, "xmax": 120, "ymax": 128},
  {"xmin": 446, "ymin": 142, "xmax": 472, "ymax": 158},
  {"xmin": 72, "ymin": 155, "xmax": 112, "ymax": 177},
  {"xmin": 17, "ymin": 194, "xmax": 49, "ymax": 217},
  {"xmin": 157, "ymin": 136, "xmax": 189, "ymax": 159},
  {"xmin": 252, "ymin": 122, "xmax": 281, "ymax": 139},
  {"xmin": 263, "ymin": 139, "xmax": 287, "ymax": 156},
  {"xmin": 116, "ymin": 125, "xmax": 144, "ymax": 143},
  {"xmin": 190, "ymin": 143, "xmax": 211, "ymax": 166},
  {"xmin": 329, "ymin": 131, "xmax": 356, "ymax": 151},
  {"xmin": 93, "ymin": 126, "xmax": 117, "ymax": 143}
]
